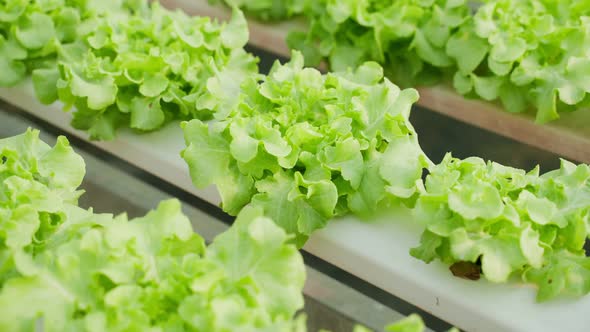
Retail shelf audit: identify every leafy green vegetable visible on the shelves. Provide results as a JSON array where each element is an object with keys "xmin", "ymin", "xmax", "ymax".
[
  {"xmin": 448, "ymin": 0, "xmax": 590, "ymax": 122},
  {"xmin": 4, "ymin": 0, "xmax": 590, "ymax": 309},
  {"xmin": 287, "ymin": 0, "xmax": 468, "ymax": 88},
  {"xmin": 182, "ymin": 51, "xmax": 429, "ymax": 246},
  {"xmin": 218, "ymin": 0, "xmax": 469, "ymax": 87},
  {"xmin": 0, "ymin": 128, "xmax": 85, "ymax": 285},
  {"xmin": 411, "ymin": 154, "xmax": 590, "ymax": 301},
  {"xmin": 42, "ymin": 2, "xmax": 258, "ymax": 140},
  {"xmin": 0, "ymin": 0, "xmax": 258, "ymax": 139},
  {"xmin": 385, "ymin": 314, "xmax": 425, "ymax": 332},
  {"xmin": 227, "ymin": 0, "xmax": 590, "ymax": 122},
  {"xmin": 0, "ymin": 0, "xmax": 85, "ymax": 86},
  {"xmin": 384, "ymin": 314, "xmax": 459, "ymax": 332},
  {"xmin": 0, "ymin": 200, "xmax": 309, "ymax": 331},
  {"xmin": 0, "ymin": 0, "xmax": 173, "ymax": 92},
  {"xmin": 0, "ymin": 129, "xmax": 308, "ymax": 331},
  {"xmin": 0, "ymin": 129, "xmax": 439, "ymax": 331}
]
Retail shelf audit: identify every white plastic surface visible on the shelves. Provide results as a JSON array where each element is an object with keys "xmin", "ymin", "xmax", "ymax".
[{"xmin": 1, "ymin": 83, "xmax": 589, "ymax": 332}]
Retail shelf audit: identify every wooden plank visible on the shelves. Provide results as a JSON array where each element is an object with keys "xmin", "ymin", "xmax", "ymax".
[
  {"xmin": 160, "ymin": 0, "xmax": 590, "ymax": 164},
  {"xmin": 416, "ymin": 86, "xmax": 590, "ymax": 163}
]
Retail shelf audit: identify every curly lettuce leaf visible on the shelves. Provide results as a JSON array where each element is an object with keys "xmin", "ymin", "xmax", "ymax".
[
  {"xmin": 285, "ymin": 0, "xmax": 469, "ymax": 88},
  {"xmin": 0, "ymin": 129, "xmax": 85, "ymax": 287},
  {"xmin": 448, "ymin": 0, "xmax": 590, "ymax": 122},
  {"xmin": 0, "ymin": 0, "xmax": 97, "ymax": 87},
  {"xmin": 0, "ymin": 129, "xmax": 309, "ymax": 331},
  {"xmin": 257, "ymin": 0, "xmax": 590, "ymax": 122},
  {"xmin": 182, "ymin": 51, "xmax": 429, "ymax": 245},
  {"xmin": 46, "ymin": 2, "xmax": 258, "ymax": 140},
  {"xmin": 0, "ymin": 199, "xmax": 308, "ymax": 331},
  {"xmin": 412, "ymin": 154, "xmax": 590, "ymax": 301}
]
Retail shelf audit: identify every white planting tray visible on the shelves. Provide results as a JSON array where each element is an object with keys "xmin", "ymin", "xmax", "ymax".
[{"xmin": 1, "ymin": 82, "xmax": 589, "ymax": 332}]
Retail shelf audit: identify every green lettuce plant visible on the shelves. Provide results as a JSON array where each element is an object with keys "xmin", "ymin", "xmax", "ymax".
[
  {"xmin": 412, "ymin": 154, "xmax": 590, "ymax": 301},
  {"xmin": 32, "ymin": 1, "xmax": 258, "ymax": 140},
  {"xmin": 223, "ymin": 0, "xmax": 590, "ymax": 122},
  {"xmin": 0, "ymin": 0, "xmax": 148, "ymax": 88},
  {"xmin": 288, "ymin": 0, "xmax": 469, "ymax": 88},
  {"xmin": 181, "ymin": 51, "xmax": 429, "ymax": 245},
  {"xmin": 449, "ymin": 0, "xmax": 590, "ymax": 122},
  {"xmin": 0, "ymin": 129, "xmax": 306, "ymax": 331},
  {"xmin": 0, "ymin": 129, "xmax": 440, "ymax": 331},
  {"xmin": 0, "ymin": 0, "xmax": 87, "ymax": 86},
  {"xmin": 0, "ymin": 128, "xmax": 85, "ymax": 286}
]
